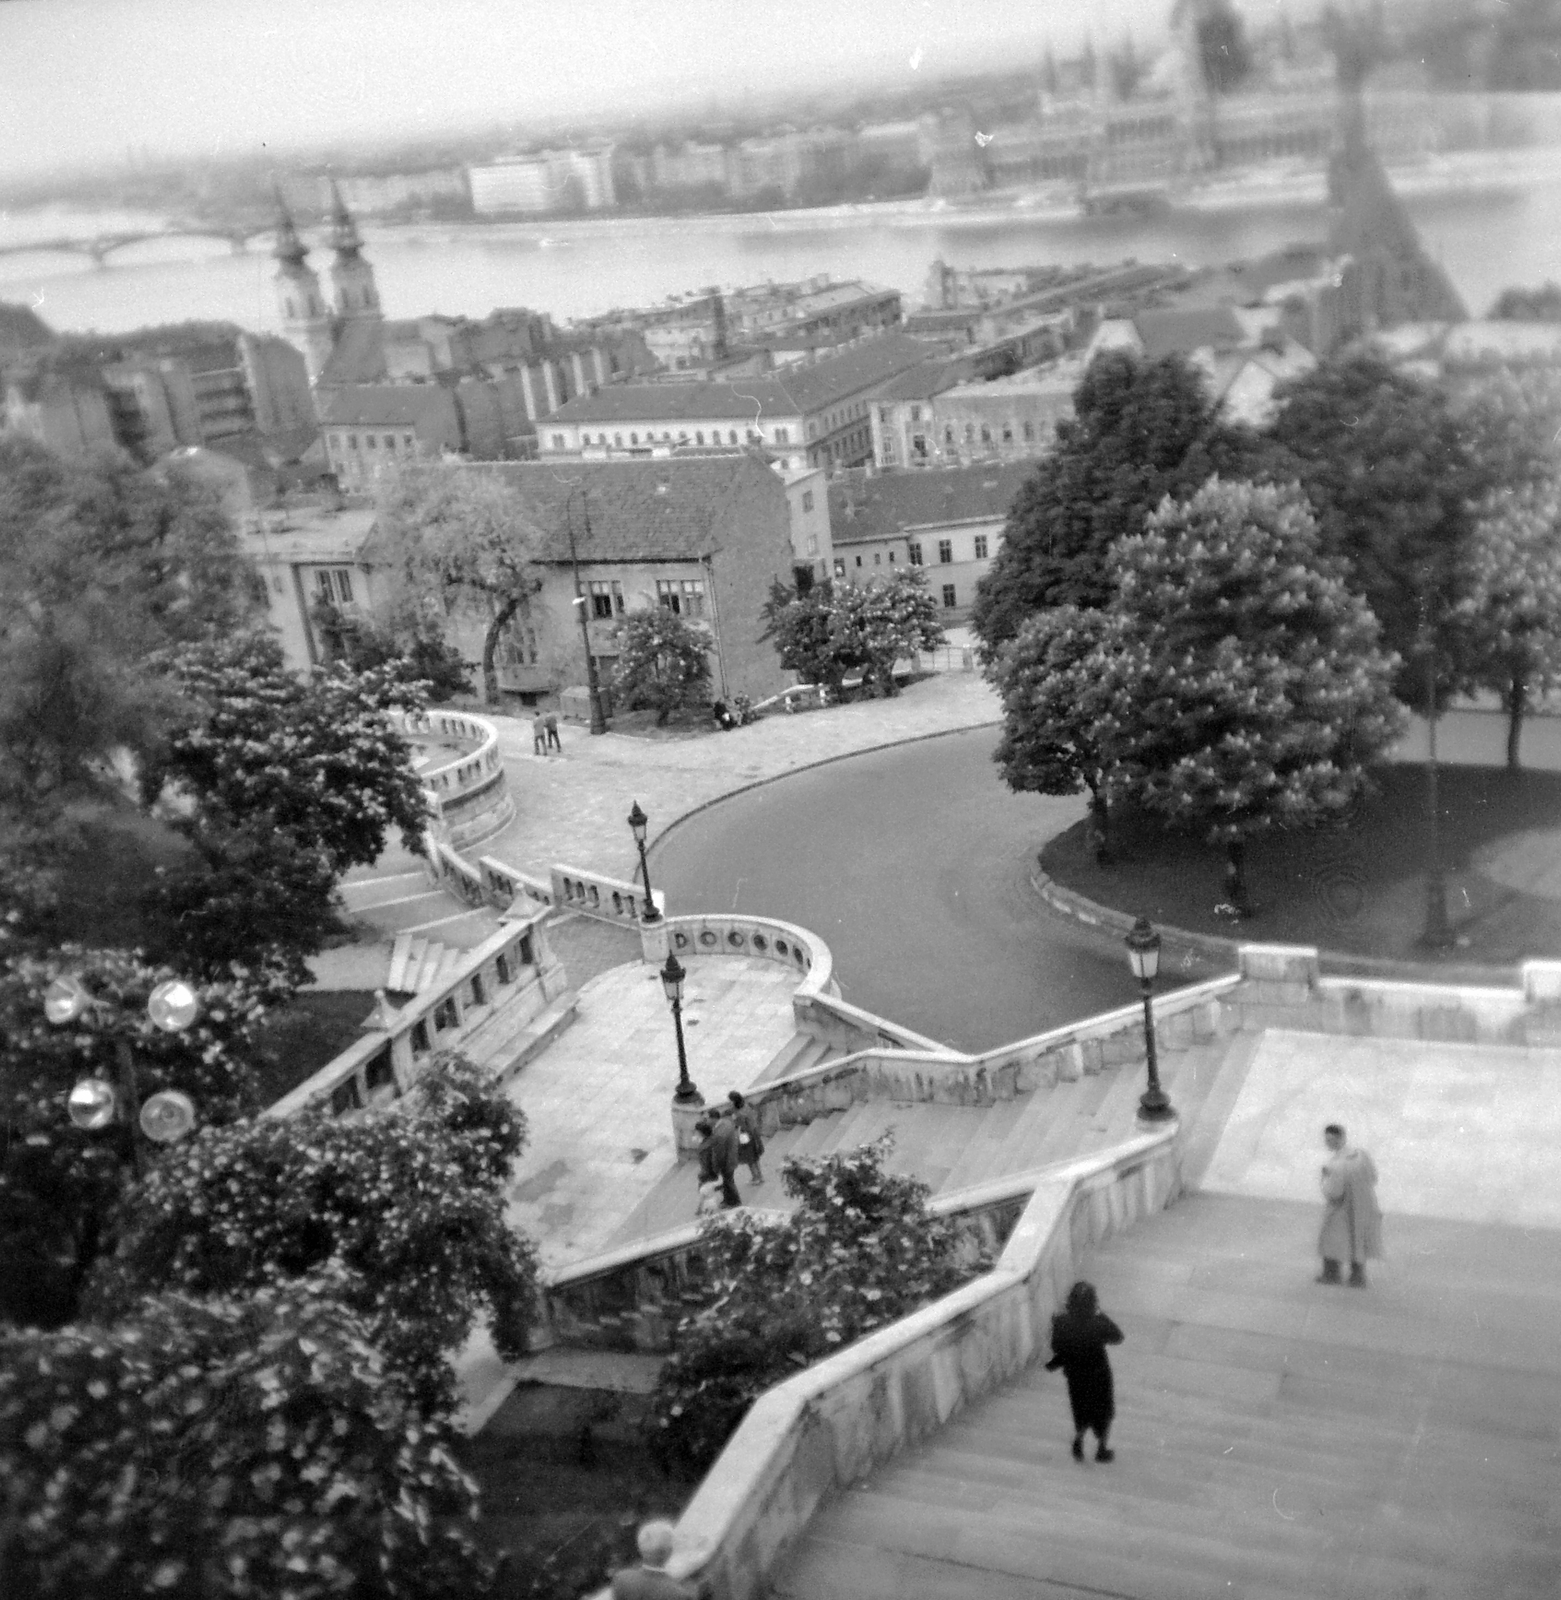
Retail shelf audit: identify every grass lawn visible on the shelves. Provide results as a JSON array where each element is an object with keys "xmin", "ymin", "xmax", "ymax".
[
  {"xmin": 458, "ymin": 1385, "xmax": 689, "ymax": 1600},
  {"xmin": 250, "ymin": 990, "xmax": 379, "ymax": 1107},
  {"xmin": 1041, "ymin": 762, "xmax": 1561, "ymax": 969}
]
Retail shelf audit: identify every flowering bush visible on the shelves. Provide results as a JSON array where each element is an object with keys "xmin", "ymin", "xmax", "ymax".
[
  {"xmin": 645, "ymin": 1136, "xmax": 969, "ymax": 1477},
  {"xmin": 0, "ymin": 1269, "xmax": 494, "ymax": 1600},
  {"xmin": 610, "ymin": 609, "xmax": 712, "ymax": 725},
  {"xmin": 91, "ymin": 1054, "xmax": 537, "ymax": 1417},
  {"xmin": 762, "ymin": 572, "xmax": 943, "ymax": 700}
]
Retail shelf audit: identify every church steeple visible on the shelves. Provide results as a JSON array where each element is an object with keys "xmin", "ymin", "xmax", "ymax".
[
  {"xmin": 271, "ymin": 188, "xmax": 335, "ymax": 383},
  {"xmin": 326, "ymin": 180, "xmax": 381, "ymax": 322}
]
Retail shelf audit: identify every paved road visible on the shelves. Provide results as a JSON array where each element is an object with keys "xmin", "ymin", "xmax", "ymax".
[{"xmin": 651, "ymin": 726, "xmax": 1225, "ymax": 1053}]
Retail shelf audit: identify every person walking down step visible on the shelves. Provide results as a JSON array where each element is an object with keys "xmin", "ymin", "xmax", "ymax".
[
  {"xmin": 1045, "ymin": 1280, "xmax": 1124, "ymax": 1462},
  {"xmin": 708, "ymin": 1104, "xmax": 743, "ymax": 1209},
  {"xmin": 727, "ymin": 1090, "xmax": 764, "ymax": 1185},
  {"xmin": 1317, "ymin": 1122, "xmax": 1383, "ymax": 1287},
  {"xmin": 610, "ymin": 1520, "xmax": 699, "ymax": 1599},
  {"xmin": 531, "ymin": 711, "xmax": 548, "ymax": 756}
]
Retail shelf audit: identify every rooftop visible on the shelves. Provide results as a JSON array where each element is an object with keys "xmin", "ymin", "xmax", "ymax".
[
  {"xmin": 828, "ymin": 461, "xmax": 1035, "ymax": 545},
  {"xmin": 242, "ymin": 503, "xmax": 378, "ymax": 563},
  {"xmin": 315, "ymin": 384, "xmax": 457, "ymax": 428}
]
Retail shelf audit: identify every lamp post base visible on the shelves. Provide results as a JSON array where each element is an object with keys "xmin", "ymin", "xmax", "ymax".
[
  {"xmin": 673, "ymin": 1081, "xmax": 702, "ymax": 1104},
  {"xmin": 1137, "ymin": 1087, "xmax": 1175, "ymax": 1122}
]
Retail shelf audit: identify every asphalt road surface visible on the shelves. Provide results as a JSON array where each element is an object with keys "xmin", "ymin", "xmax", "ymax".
[{"xmin": 651, "ymin": 726, "xmax": 1219, "ymax": 1053}]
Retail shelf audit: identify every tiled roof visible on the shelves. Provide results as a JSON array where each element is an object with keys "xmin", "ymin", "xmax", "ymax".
[
  {"xmin": 316, "ymin": 320, "xmax": 388, "ymax": 385},
  {"xmin": 868, "ymin": 360, "xmax": 964, "ymax": 403},
  {"xmin": 461, "ymin": 454, "xmax": 779, "ymax": 563},
  {"xmin": 1131, "ymin": 305, "xmax": 1246, "ymax": 359},
  {"xmin": 827, "ymin": 462, "xmax": 1036, "ymax": 546},
  {"xmin": 315, "ymin": 385, "xmax": 457, "ymax": 428},
  {"xmin": 0, "ymin": 302, "xmax": 54, "ymax": 353},
  {"xmin": 549, "ymin": 333, "xmax": 934, "ymax": 425}
]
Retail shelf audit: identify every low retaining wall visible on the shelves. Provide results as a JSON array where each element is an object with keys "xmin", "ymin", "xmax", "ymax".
[
  {"xmin": 665, "ymin": 913, "xmax": 831, "ymax": 999},
  {"xmin": 553, "ymin": 864, "xmax": 664, "ymax": 926},
  {"xmin": 394, "ymin": 707, "xmax": 513, "ymax": 848},
  {"xmin": 617, "ymin": 1129, "xmax": 1182, "ymax": 1600}
]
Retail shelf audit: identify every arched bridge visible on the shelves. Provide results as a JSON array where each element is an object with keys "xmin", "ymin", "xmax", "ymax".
[{"xmin": 0, "ymin": 223, "xmax": 274, "ymax": 268}]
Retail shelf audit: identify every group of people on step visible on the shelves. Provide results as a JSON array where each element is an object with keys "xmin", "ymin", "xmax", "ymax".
[{"xmin": 692, "ymin": 1092, "xmax": 763, "ymax": 1212}]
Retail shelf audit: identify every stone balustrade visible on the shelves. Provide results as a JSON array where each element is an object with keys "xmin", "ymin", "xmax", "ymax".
[
  {"xmin": 581, "ymin": 1129, "xmax": 1182, "ymax": 1600},
  {"xmin": 477, "ymin": 855, "xmax": 556, "ymax": 912},
  {"xmin": 391, "ymin": 707, "xmax": 513, "ymax": 847},
  {"xmin": 664, "ymin": 913, "xmax": 831, "ymax": 997},
  {"xmin": 263, "ymin": 911, "xmax": 560, "ymax": 1120},
  {"xmin": 551, "ymin": 864, "xmax": 665, "ymax": 925}
]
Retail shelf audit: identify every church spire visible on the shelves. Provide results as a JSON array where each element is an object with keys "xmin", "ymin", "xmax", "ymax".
[
  {"xmin": 323, "ymin": 179, "xmax": 382, "ymax": 323},
  {"xmin": 271, "ymin": 182, "xmax": 334, "ymax": 383},
  {"xmin": 326, "ymin": 178, "xmax": 362, "ymax": 256},
  {"xmin": 273, "ymin": 186, "xmax": 308, "ymax": 265}
]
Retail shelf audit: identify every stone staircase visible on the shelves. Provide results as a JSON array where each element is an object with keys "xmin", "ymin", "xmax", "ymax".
[
  {"xmin": 603, "ymin": 1034, "xmax": 1247, "ymax": 1244},
  {"xmin": 774, "ymin": 1190, "xmax": 1561, "ymax": 1599},
  {"xmin": 386, "ymin": 930, "xmax": 473, "ymax": 994}
]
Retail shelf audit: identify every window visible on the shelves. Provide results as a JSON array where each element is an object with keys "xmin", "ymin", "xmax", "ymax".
[
  {"xmin": 696, "ymin": 431, "xmax": 705, "ymax": 445},
  {"xmin": 366, "ymin": 435, "xmax": 378, "ymax": 449},
  {"xmin": 833, "ymin": 558, "xmax": 846, "ymax": 577},
  {"xmin": 888, "ymin": 550, "xmax": 896, "ymax": 563},
  {"xmin": 974, "ymin": 535, "xmax": 989, "ymax": 559},
  {"xmin": 880, "ymin": 407, "xmax": 892, "ymax": 424},
  {"xmin": 552, "ymin": 433, "xmax": 565, "ymax": 448},
  {"xmin": 314, "ymin": 568, "xmax": 355, "ymax": 604},
  {"xmin": 1001, "ymin": 425, "xmax": 1012, "ymax": 444},
  {"xmin": 589, "ymin": 580, "xmax": 624, "ymax": 619},
  {"xmin": 807, "ymin": 535, "xmax": 818, "ymax": 554},
  {"xmin": 802, "ymin": 489, "xmax": 814, "ymax": 513},
  {"xmin": 348, "ymin": 433, "xmax": 359, "ymax": 450},
  {"xmin": 854, "ymin": 554, "xmax": 863, "ymax": 567},
  {"xmin": 980, "ymin": 426, "xmax": 992, "ymax": 444},
  {"xmin": 614, "ymin": 433, "xmax": 623, "ymax": 446},
  {"xmin": 328, "ymin": 434, "xmax": 341, "ymax": 455},
  {"xmin": 384, "ymin": 434, "xmax": 396, "ymax": 449},
  {"xmin": 630, "ymin": 433, "xmax": 639, "ymax": 444},
  {"xmin": 944, "ymin": 425, "xmax": 955, "ymax": 445},
  {"xmin": 942, "ymin": 583, "xmax": 957, "ymax": 608},
  {"xmin": 908, "ymin": 541, "xmax": 923, "ymax": 566},
  {"xmin": 874, "ymin": 552, "xmax": 882, "ymax": 565},
  {"xmin": 728, "ymin": 430, "xmax": 737, "ymax": 445},
  {"xmin": 656, "ymin": 578, "xmax": 706, "ymax": 617},
  {"xmin": 937, "ymin": 539, "xmax": 953, "ymax": 565},
  {"xmin": 776, "ymin": 427, "xmax": 789, "ymax": 443},
  {"xmin": 1023, "ymin": 420, "xmax": 1035, "ymax": 441},
  {"xmin": 964, "ymin": 424, "xmax": 974, "ymax": 443},
  {"xmin": 910, "ymin": 405, "xmax": 921, "ymax": 422}
]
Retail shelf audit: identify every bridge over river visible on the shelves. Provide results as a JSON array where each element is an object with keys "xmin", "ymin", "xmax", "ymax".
[{"xmin": 0, "ymin": 223, "xmax": 275, "ymax": 267}]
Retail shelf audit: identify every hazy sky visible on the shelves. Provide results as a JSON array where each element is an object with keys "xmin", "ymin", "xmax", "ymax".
[{"xmin": 0, "ymin": 0, "xmax": 1290, "ymax": 181}]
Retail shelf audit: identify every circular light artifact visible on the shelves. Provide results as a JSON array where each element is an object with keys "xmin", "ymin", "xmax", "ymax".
[
  {"xmin": 147, "ymin": 980, "xmax": 200, "ymax": 1033},
  {"xmin": 139, "ymin": 1090, "xmax": 197, "ymax": 1144},
  {"xmin": 67, "ymin": 1078, "xmax": 118, "ymax": 1131},
  {"xmin": 44, "ymin": 975, "xmax": 93, "ymax": 1026}
]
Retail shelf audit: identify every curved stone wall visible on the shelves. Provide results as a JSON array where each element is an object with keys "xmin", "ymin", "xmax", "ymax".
[{"xmin": 392, "ymin": 708, "xmax": 514, "ymax": 847}]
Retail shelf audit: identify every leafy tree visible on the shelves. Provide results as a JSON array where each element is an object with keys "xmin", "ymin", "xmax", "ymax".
[
  {"xmin": 833, "ymin": 569, "xmax": 944, "ymax": 697},
  {"xmin": 646, "ymin": 1137, "xmax": 971, "ymax": 1477},
  {"xmin": 315, "ymin": 597, "xmax": 472, "ymax": 704},
  {"xmin": 1454, "ymin": 478, "xmax": 1561, "ymax": 770},
  {"xmin": 1097, "ymin": 478, "xmax": 1405, "ymax": 910},
  {"xmin": 1196, "ymin": 0, "xmax": 1253, "ymax": 93},
  {"xmin": 1454, "ymin": 365, "xmax": 1561, "ymax": 498},
  {"xmin": 991, "ymin": 606, "xmax": 1124, "ymax": 862},
  {"xmin": 149, "ymin": 630, "xmax": 431, "ymax": 878},
  {"xmin": 0, "ymin": 947, "xmax": 283, "ymax": 1329},
  {"xmin": 760, "ymin": 578, "xmax": 862, "ymax": 695},
  {"xmin": 1490, "ymin": 282, "xmax": 1561, "ymax": 321},
  {"xmin": 91, "ymin": 1055, "xmax": 538, "ymax": 1417},
  {"xmin": 611, "ymin": 607, "xmax": 713, "ymax": 724},
  {"xmin": 0, "ymin": 1271, "xmax": 494, "ymax": 1600},
  {"xmin": 970, "ymin": 351, "xmax": 1288, "ymax": 656},
  {"xmin": 1269, "ymin": 354, "xmax": 1494, "ymax": 705},
  {"xmin": 375, "ymin": 463, "xmax": 545, "ymax": 704}
]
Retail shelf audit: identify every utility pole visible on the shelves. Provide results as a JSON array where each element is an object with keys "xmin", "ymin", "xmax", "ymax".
[
  {"xmin": 1420, "ymin": 592, "xmax": 1452, "ymax": 949},
  {"xmin": 566, "ymin": 491, "xmax": 609, "ymax": 735}
]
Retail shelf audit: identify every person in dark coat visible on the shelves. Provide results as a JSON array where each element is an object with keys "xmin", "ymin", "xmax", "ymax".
[
  {"xmin": 1044, "ymin": 1280, "xmax": 1125, "ymax": 1462},
  {"xmin": 708, "ymin": 1107, "xmax": 743, "ymax": 1208},
  {"xmin": 726, "ymin": 1090, "xmax": 765, "ymax": 1185}
]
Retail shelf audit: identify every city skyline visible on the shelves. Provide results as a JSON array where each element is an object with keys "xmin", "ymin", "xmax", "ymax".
[{"xmin": 0, "ymin": 0, "xmax": 1298, "ymax": 183}]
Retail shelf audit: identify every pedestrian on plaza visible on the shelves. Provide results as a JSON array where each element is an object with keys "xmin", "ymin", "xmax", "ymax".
[
  {"xmin": 709, "ymin": 1105, "xmax": 743, "ymax": 1209},
  {"xmin": 1044, "ymin": 1280, "xmax": 1124, "ymax": 1463},
  {"xmin": 1317, "ymin": 1122, "xmax": 1383, "ymax": 1287},
  {"xmin": 544, "ymin": 709, "xmax": 562, "ymax": 752},
  {"xmin": 610, "ymin": 1520, "xmax": 698, "ymax": 1599},
  {"xmin": 531, "ymin": 711, "xmax": 547, "ymax": 755},
  {"xmin": 726, "ymin": 1090, "xmax": 765, "ymax": 1185}
]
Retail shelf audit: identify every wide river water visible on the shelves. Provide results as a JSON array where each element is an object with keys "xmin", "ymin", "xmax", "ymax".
[{"xmin": 3, "ymin": 179, "xmax": 1561, "ymax": 337}]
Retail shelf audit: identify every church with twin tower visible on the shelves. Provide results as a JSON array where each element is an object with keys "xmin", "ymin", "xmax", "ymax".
[{"xmin": 272, "ymin": 184, "xmax": 382, "ymax": 384}]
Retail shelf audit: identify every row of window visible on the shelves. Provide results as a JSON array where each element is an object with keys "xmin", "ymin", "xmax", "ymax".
[
  {"xmin": 563, "ymin": 425, "xmax": 793, "ymax": 450},
  {"xmin": 313, "ymin": 568, "xmax": 355, "ymax": 604},
  {"xmin": 906, "ymin": 535, "xmax": 989, "ymax": 566},
  {"xmin": 329, "ymin": 431, "xmax": 417, "ymax": 454},
  {"xmin": 830, "ymin": 563, "xmax": 960, "ymax": 611},
  {"xmin": 587, "ymin": 578, "xmax": 708, "ymax": 619}
]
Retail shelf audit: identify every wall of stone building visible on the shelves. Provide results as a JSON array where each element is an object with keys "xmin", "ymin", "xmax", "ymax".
[
  {"xmin": 833, "ymin": 537, "xmax": 909, "ymax": 584},
  {"xmin": 451, "ymin": 380, "xmax": 507, "ymax": 459},
  {"xmin": 706, "ymin": 465, "xmax": 804, "ymax": 701},
  {"xmin": 239, "ymin": 334, "xmax": 314, "ymax": 437},
  {"xmin": 914, "ymin": 514, "xmax": 1003, "ymax": 620}
]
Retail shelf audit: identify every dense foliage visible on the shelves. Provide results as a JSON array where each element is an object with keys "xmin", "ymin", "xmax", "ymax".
[
  {"xmin": 375, "ymin": 463, "xmax": 545, "ymax": 703},
  {"xmin": 0, "ymin": 948, "xmax": 282, "ymax": 1328},
  {"xmin": 0, "ymin": 1271, "xmax": 494, "ymax": 1600},
  {"xmin": 91, "ymin": 1055, "xmax": 537, "ymax": 1416},
  {"xmin": 1490, "ymin": 281, "xmax": 1561, "ymax": 322},
  {"xmin": 763, "ymin": 571, "xmax": 943, "ymax": 697},
  {"xmin": 990, "ymin": 605, "xmax": 1124, "ymax": 862},
  {"xmin": 969, "ymin": 351, "xmax": 1286, "ymax": 655},
  {"xmin": 610, "ymin": 607, "xmax": 713, "ymax": 723},
  {"xmin": 1454, "ymin": 476, "xmax": 1561, "ymax": 770},
  {"xmin": 646, "ymin": 1137, "xmax": 971, "ymax": 1476},
  {"xmin": 314, "ymin": 598, "xmax": 472, "ymax": 704},
  {"xmin": 1095, "ymin": 478, "xmax": 1406, "ymax": 908}
]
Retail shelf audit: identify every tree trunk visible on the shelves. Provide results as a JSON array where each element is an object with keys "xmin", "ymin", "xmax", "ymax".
[
  {"xmin": 481, "ymin": 597, "xmax": 522, "ymax": 707},
  {"xmin": 1508, "ymin": 667, "xmax": 1527, "ymax": 772},
  {"xmin": 1087, "ymin": 791, "xmax": 1111, "ymax": 866},
  {"xmin": 1224, "ymin": 838, "xmax": 1250, "ymax": 915}
]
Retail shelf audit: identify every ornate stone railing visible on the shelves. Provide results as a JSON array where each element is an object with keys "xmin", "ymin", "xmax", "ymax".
[
  {"xmin": 664, "ymin": 913, "xmax": 831, "ymax": 996},
  {"xmin": 551, "ymin": 864, "xmax": 665, "ymax": 925},
  {"xmin": 263, "ymin": 910, "xmax": 561, "ymax": 1121},
  {"xmin": 392, "ymin": 708, "xmax": 513, "ymax": 847},
  {"xmin": 477, "ymin": 855, "xmax": 555, "ymax": 912},
  {"xmin": 582, "ymin": 1129, "xmax": 1182, "ymax": 1600}
]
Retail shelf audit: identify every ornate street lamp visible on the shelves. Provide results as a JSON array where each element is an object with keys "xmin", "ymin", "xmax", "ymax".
[
  {"xmin": 659, "ymin": 952, "xmax": 701, "ymax": 1103},
  {"xmin": 1124, "ymin": 918, "xmax": 1174, "ymax": 1123},
  {"xmin": 629, "ymin": 799, "xmax": 669, "ymax": 962},
  {"xmin": 45, "ymin": 973, "xmax": 202, "ymax": 1174}
]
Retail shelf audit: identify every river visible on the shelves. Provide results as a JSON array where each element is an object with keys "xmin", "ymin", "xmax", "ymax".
[{"xmin": 3, "ymin": 177, "xmax": 1560, "ymax": 337}]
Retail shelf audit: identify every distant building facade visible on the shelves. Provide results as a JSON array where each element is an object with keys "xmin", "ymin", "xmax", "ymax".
[{"xmin": 468, "ymin": 148, "xmax": 617, "ymax": 214}]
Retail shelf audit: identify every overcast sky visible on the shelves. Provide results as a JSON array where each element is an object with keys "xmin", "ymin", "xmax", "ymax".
[{"xmin": 0, "ymin": 0, "xmax": 1296, "ymax": 181}]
